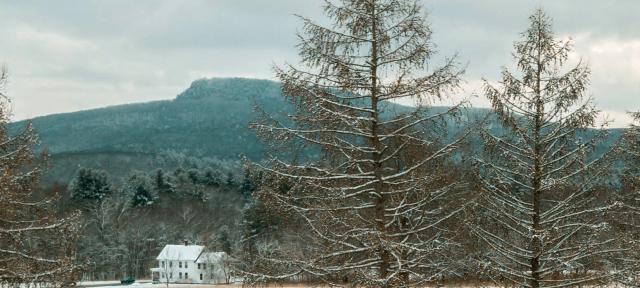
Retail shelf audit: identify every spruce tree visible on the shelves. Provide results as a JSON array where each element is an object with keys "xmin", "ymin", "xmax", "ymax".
[
  {"xmin": 154, "ymin": 169, "xmax": 175, "ymax": 195},
  {"xmin": 124, "ymin": 171, "xmax": 157, "ymax": 207},
  {"xmin": 69, "ymin": 167, "xmax": 112, "ymax": 201}
]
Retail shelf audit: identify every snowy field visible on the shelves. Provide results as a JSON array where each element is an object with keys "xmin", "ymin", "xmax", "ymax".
[
  {"xmin": 77, "ymin": 282, "xmax": 630, "ymax": 288},
  {"xmin": 78, "ymin": 281, "xmax": 243, "ymax": 288},
  {"xmin": 87, "ymin": 285, "xmax": 239, "ymax": 288},
  {"xmin": 76, "ymin": 284, "xmax": 358, "ymax": 288}
]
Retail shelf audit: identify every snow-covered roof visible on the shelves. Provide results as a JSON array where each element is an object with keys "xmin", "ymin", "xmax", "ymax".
[
  {"xmin": 156, "ymin": 245, "xmax": 204, "ymax": 261},
  {"xmin": 195, "ymin": 251, "xmax": 227, "ymax": 263}
]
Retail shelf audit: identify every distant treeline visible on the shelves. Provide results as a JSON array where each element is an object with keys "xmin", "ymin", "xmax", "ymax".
[{"xmin": 48, "ymin": 155, "xmax": 252, "ymax": 281}]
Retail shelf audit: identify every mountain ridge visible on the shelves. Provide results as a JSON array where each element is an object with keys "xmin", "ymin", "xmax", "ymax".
[
  {"xmin": 10, "ymin": 78, "xmax": 288, "ymax": 159},
  {"xmin": 9, "ymin": 77, "xmax": 625, "ymax": 184}
]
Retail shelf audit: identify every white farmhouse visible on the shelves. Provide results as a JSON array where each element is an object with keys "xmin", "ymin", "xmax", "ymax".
[{"xmin": 150, "ymin": 243, "xmax": 231, "ymax": 284}]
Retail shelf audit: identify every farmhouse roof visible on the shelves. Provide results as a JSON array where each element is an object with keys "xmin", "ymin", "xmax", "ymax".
[{"xmin": 156, "ymin": 244, "xmax": 204, "ymax": 260}]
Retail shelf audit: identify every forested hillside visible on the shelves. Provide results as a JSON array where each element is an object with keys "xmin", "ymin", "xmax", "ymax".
[
  {"xmin": 10, "ymin": 77, "xmax": 623, "ymax": 185},
  {"xmin": 12, "ymin": 78, "xmax": 284, "ymax": 159}
]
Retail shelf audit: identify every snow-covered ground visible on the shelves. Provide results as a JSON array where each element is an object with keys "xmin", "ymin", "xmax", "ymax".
[
  {"xmin": 78, "ymin": 281, "xmax": 242, "ymax": 288},
  {"xmin": 78, "ymin": 281, "xmax": 631, "ymax": 288}
]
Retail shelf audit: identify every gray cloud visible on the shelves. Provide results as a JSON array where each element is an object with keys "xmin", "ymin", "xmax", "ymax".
[{"xmin": 0, "ymin": 0, "xmax": 638, "ymax": 127}]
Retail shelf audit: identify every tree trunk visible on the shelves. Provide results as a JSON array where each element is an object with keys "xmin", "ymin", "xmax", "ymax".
[
  {"xmin": 369, "ymin": 3, "xmax": 390, "ymax": 283},
  {"xmin": 530, "ymin": 18, "xmax": 544, "ymax": 288}
]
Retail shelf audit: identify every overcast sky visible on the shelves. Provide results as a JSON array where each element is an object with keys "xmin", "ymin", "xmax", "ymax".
[{"xmin": 1, "ymin": 0, "xmax": 638, "ymax": 127}]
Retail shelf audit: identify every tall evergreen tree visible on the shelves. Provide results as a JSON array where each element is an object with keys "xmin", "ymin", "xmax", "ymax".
[
  {"xmin": 154, "ymin": 169, "xmax": 175, "ymax": 195},
  {"xmin": 472, "ymin": 9, "xmax": 617, "ymax": 288},
  {"xmin": 69, "ymin": 167, "xmax": 112, "ymax": 201},
  {"xmin": 0, "ymin": 70, "xmax": 81, "ymax": 287},
  {"xmin": 123, "ymin": 171, "xmax": 157, "ymax": 207},
  {"xmin": 250, "ymin": 0, "xmax": 467, "ymax": 286},
  {"xmin": 203, "ymin": 167, "xmax": 222, "ymax": 187}
]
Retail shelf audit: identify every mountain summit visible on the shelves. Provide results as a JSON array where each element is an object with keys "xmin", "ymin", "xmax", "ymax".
[{"xmin": 12, "ymin": 78, "xmax": 286, "ymax": 160}]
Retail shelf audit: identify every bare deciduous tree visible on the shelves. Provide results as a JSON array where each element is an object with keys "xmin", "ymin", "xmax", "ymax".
[
  {"xmin": 161, "ymin": 256, "xmax": 178, "ymax": 287},
  {"xmin": 249, "ymin": 0, "xmax": 468, "ymax": 286},
  {"xmin": 472, "ymin": 9, "xmax": 618, "ymax": 288}
]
